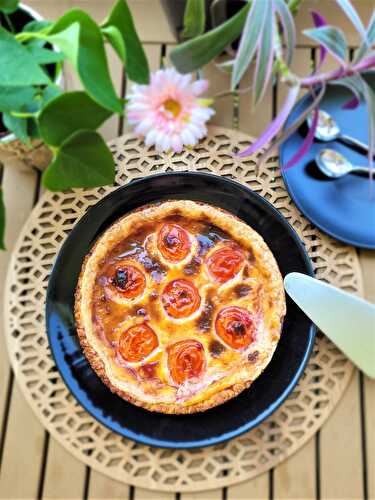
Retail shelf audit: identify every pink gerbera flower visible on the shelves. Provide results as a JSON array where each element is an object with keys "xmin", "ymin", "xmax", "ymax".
[{"xmin": 127, "ymin": 68, "xmax": 215, "ymax": 153}]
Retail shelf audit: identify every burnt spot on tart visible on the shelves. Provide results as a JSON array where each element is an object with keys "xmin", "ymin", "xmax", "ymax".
[
  {"xmin": 196, "ymin": 294, "xmax": 214, "ymax": 332},
  {"xmin": 183, "ymin": 256, "xmax": 202, "ymax": 276},
  {"xmin": 248, "ymin": 351, "xmax": 259, "ymax": 363},
  {"xmin": 209, "ymin": 339, "xmax": 226, "ymax": 358},
  {"xmin": 234, "ymin": 284, "xmax": 252, "ymax": 298},
  {"xmin": 196, "ymin": 223, "xmax": 229, "ymax": 256},
  {"xmin": 247, "ymin": 247, "xmax": 256, "ymax": 264}
]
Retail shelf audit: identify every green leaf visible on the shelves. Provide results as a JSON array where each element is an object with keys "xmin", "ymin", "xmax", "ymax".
[
  {"xmin": 274, "ymin": 0, "xmax": 296, "ymax": 65},
  {"xmin": 2, "ymin": 112, "xmax": 29, "ymax": 144},
  {"xmin": 0, "ymin": 187, "xmax": 5, "ymax": 250},
  {"xmin": 303, "ymin": 26, "xmax": 347, "ymax": 64},
  {"xmin": 49, "ymin": 9, "xmax": 122, "ymax": 113},
  {"xmin": 26, "ymin": 45, "xmax": 66, "ymax": 64},
  {"xmin": 336, "ymin": 0, "xmax": 367, "ymax": 43},
  {"xmin": 22, "ymin": 19, "xmax": 52, "ymax": 48},
  {"xmin": 0, "ymin": 0, "xmax": 18, "ymax": 14},
  {"xmin": 0, "ymin": 26, "xmax": 50, "ymax": 86},
  {"xmin": 170, "ymin": 3, "xmax": 250, "ymax": 74},
  {"xmin": 38, "ymin": 91, "xmax": 112, "ymax": 146},
  {"xmin": 0, "ymin": 86, "xmax": 36, "ymax": 112},
  {"xmin": 23, "ymin": 19, "xmax": 52, "ymax": 33},
  {"xmin": 102, "ymin": 0, "xmax": 149, "ymax": 84},
  {"xmin": 254, "ymin": 7, "xmax": 274, "ymax": 105},
  {"xmin": 101, "ymin": 25, "xmax": 126, "ymax": 63},
  {"xmin": 355, "ymin": 10, "xmax": 375, "ymax": 62},
  {"xmin": 42, "ymin": 130, "xmax": 115, "ymax": 191},
  {"xmin": 182, "ymin": 0, "xmax": 206, "ymax": 39},
  {"xmin": 231, "ymin": 0, "xmax": 266, "ymax": 90},
  {"xmin": 48, "ymin": 23, "xmax": 80, "ymax": 63}
]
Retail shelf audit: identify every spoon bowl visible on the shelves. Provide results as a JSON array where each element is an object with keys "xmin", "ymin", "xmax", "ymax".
[
  {"xmin": 307, "ymin": 110, "xmax": 371, "ymax": 156},
  {"xmin": 316, "ymin": 149, "xmax": 373, "ymax": 179},
  {"xmin": 308, "ymin": 110, "xmax": 340, "ymax": 141}
]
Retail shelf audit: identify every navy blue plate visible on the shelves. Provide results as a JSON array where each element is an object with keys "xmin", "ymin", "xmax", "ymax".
[
  {"xmin": 280, "ymin": 73, "xmax": 375, "ymax": 249},
  {"xmin": 46, "ymin": 172, "xmax": 316, "ymax": 449}
]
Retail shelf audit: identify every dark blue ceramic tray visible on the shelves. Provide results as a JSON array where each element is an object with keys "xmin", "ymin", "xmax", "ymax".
[
  {"xmin": 280, "ymin": 73, "xmax": 375, "ymax": 249},
  {"xmin": 46, "ymin": 172, "xmax": 316, "ymax": 449}
]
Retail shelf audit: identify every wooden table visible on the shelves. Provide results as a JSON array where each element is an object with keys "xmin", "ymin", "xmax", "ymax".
[{"xmin": 0, "ymin": 1, "xmax": 374, "ymax": 498}]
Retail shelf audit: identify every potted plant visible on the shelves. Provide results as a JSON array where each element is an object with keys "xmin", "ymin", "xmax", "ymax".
[
  {"xmin": 0, "ymin": 2, "xmax": 63, "ymax": 171},
  {"xmin": 169, "ymin": 0, "xmax": 375, "ymax": 166},
  {"xmin": 0, "ymin": 0, "xmax": 149, "ymax": 248}
]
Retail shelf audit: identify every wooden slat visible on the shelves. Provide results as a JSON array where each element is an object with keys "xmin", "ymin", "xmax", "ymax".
[
  {"xmin": 26, "ymin": 0, "xmax": 175, "ymax": 43},
  {"xmin": 0, "ymin": 160, "xmax": 45, "ymax": 499},
  {"xmin": 273, "ymin": 440, "xmax": 316, "ymax": 499},
  {"xmin": 181, "ymin": 490, "xmax": 222, "ymax": 500},
  {"xmin": 0, "ymin": 160, "xmax": 37, "ymax": 440},
  {"xmin": 294, "ymin": 0, "xmax": 374, "ymax": 47},
  {"xmin": 0, "ymin": 383, "xmax": 45, "ymax": 498},
  {"xmin": 272, "ymin": 47, "xmax": 317, "ymax": 500},
  {"xmin": 364, "ymin": 375, "xmax": 375, "ymax": 500},
  {"xmin": 134, "ymin": 487, "xmax": 175, "ymax": 500},
  {"xmin": 42, "ymin": 439, "xmax": 87, "ymax": 500},
  {"xmin": 227, "ymin": 473, "xmax": 269, "ymax": 499},
  {"xmin": 306, "ymin": 47, "xmax": 364, "ymax": 498},
  {"xmin": 320, "ymin": 371, "xmax": 363, "ymax": 499},
  {"xmin": 87, "ymin": 471, "xmax": 130, "ymax": 499},
  {"xmin": 204, "ymin": 60, "xmax": 234, "ymax": 129},
  {"xmin": 360, "ymin": 250, "xmax": 375, "ymax": 500},
  {"xmin": 39, "ymin": 28, "xmax": 124, "ymax": 500},
  {"xmin": 238, "ymin": 65, "xmax": 273, "ymax": 137}
]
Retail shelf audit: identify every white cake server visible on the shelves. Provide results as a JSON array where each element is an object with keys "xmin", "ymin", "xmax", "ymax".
[{"xmin": 284, "ymin": 272, "xmax": 375, "ymax": 379}]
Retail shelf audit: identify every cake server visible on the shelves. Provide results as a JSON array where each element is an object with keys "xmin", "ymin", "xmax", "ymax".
[{"xmin": 284, "ymin": 272, "xmax": 375, "ymax": 379}]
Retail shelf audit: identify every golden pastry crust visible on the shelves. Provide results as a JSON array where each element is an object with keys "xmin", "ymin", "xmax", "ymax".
[{"xmin": 75, "ymin": 200, "xmax": 286, "ymax": 414}]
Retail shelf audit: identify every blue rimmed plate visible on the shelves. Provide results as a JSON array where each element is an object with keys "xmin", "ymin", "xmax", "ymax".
[{"xmin": 280, "ymin": 73, "xmax": 375, "ymax": 249}]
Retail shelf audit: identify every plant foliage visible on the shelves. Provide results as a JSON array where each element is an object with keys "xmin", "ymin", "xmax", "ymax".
[{"xmin": 0, "ymin": 0, "xmax": 149, "ymax": 248}]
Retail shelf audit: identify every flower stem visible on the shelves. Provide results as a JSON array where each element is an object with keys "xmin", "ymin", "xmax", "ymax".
[{"xmin": 300, "ymin": 56, "xmax": 375, "ymax": 87}]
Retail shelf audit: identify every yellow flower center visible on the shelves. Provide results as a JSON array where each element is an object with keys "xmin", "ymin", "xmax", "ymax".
[{"xmin": 163, "ymin": 98, "xmax": 181, "ymax": 118}]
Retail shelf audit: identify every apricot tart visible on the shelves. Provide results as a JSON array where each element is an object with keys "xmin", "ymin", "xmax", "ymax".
[{"xmin": 75, "ymin": 200, "xmax": 286, "ymax": 414}]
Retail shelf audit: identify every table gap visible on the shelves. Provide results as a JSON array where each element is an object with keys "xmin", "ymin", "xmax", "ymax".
[{"xmin": 37, "ymin": 432, "xmax": 50, "ymax": 500}]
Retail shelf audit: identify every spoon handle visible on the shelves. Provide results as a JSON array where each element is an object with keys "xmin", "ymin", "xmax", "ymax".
[
  {"xmin": 339, "ymin": 134, "xmax": 372, "ymax": 155},
  {"xmin": 352, "ymin": 166, "xmax": 375, "ymax": 176}
]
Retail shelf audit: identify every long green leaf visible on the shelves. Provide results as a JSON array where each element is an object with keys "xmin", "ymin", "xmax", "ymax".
[
  {"xmin": 42, "ymin": 130, "xmax": 115, "ymax": 191},
  {"xmin": 0, "ymin": 188, "xmax": 5, "ymax": 250},
  {"xmin": 336, "ymin": 0, "xmax": 367, "ymax": 43},
  {"xmin": 102, "ymin": 0, "xmax": 149, "ymax": 84},
  {"xmin": 101, "ymin": 25, "xmax": 126, "ymax": 63},
  {"xmin": 231, "ymin": 0, "xmax": 265, "ymax": 90},
  {"xmin": 303, "ymin": 26, "xmax": 347, "ymax": 64},
  {"xmin": 0, "ymin": 26, "xmax": 50, "ymax": 86},
  {"xmin": 254, "ymin": 6, "xmax": 274, "ymax": 105},
  {"xmin": 355, "ymin": 10, "xmax": 375, "ymax": 62},
  {"xmin": 0, "ymin": 0, "xmax": 18, "ymax": 13},
  {"xmin": 182, "ymin": 0, "xmax": 206, "ymax": 39},
  {"xmin": 170, "ymin": 3, "xmax": 250, "ymax": 74},
  {"xmin": 49, "ymin": 9, "xmax": 122, "ymax": 113},
  {"xmin": 38, "ymin": 91, "xmax": 112, "ymax": 146},
  {"xmin": 274, "ymin": 0, "xmax": 296, "ymax": 65}
]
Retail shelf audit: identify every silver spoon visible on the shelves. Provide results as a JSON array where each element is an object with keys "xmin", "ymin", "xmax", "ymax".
[
  {"xmin": 307, "ymin": 110, "xmax": 371, "ymax": 155},
  {"xmin": 316, "ymin": 149, "xmax": 374, "ymax": 178}
]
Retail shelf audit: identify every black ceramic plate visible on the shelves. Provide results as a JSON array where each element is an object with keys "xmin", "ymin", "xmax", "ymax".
[{"xmin": 46, "ymin": 172, "xmax": 316, "ymax": 449}]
